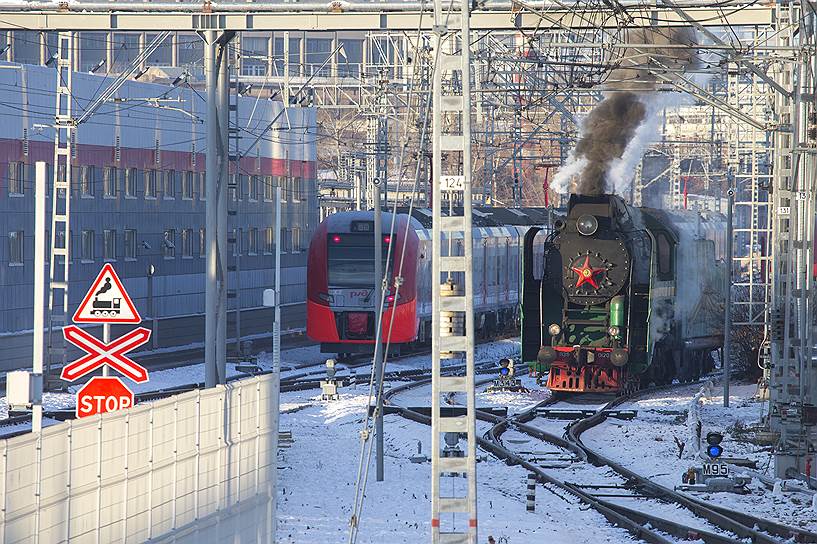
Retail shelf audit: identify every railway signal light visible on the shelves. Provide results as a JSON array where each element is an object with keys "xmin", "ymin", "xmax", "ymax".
[
  {"xmin": 706, "ymin": 431, "xmax": 724, "ymax": 459},
  {"xmin": 499, "ymin": 358, "xmax": 514, "ymax": 377}
]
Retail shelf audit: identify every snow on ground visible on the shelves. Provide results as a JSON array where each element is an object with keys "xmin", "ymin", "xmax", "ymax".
[
  {"xmin": 582, "ymin": 381, "xmax": 817, "ymax": 533},
  {"xmin": 277, "ymin": 381, "xmax": 640, "ymax": 543}
]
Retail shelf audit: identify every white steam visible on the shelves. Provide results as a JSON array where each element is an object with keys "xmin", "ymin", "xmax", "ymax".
[{"xmin": 552, "ymin": 91, "xmax": 692, "ymax": 198}]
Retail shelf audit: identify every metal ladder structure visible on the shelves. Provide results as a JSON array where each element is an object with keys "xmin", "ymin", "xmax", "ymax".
[
  {"xmin": 46, "ymin": 32, "xmax": 75, "ymax": 385},
  {"xmin": 227, "ymin": 70, "xmax": 242, "ymax": 356},
  {"xmin": 430, "ymin": 0, "xmax": 478, "ymax": 541},
  {"xmin": 769, "ymin": 1, "xmax": 817, "ymax": 479}
]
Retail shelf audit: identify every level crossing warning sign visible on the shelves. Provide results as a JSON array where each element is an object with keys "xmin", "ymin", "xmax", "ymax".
[
  {"xmin": 61, "ymin": 325, "xmax": 150, "ymax": 383},
  {"xmin": 73, "ymin": 263, "xmax": 141, "ymax": 324},
  {"xmin": 63, "ymin": 264, "xmax": 150, "ymax": 418}
]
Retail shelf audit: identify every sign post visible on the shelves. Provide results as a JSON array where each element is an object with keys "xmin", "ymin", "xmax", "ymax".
[{"xmin": 63, "ymin": 264, "xmax": 149, "ymax": 418}]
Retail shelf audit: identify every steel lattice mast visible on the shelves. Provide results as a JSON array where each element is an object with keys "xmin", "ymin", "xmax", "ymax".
[{"xmin": 430, "ymin": 0, "xmax": 478, "ymax": 541}]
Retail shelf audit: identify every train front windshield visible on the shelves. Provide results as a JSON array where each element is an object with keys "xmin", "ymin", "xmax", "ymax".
[{"xmin": 327, "ymin": 233, "xmax": 393, "ymax": 288}]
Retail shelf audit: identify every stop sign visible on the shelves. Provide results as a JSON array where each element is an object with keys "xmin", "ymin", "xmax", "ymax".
[{"xmin": 76, "ymin": 376, "xmax": 135, "ymax": 418}]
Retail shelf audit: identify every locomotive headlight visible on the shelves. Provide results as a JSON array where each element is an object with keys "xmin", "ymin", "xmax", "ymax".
[
  {"xmin": 576, "ymin": 214, "xmax": 599, "ymax": 236},
  {"xmin": 608, "ymin": 326, "xmax": 620, "ymax": 337},
  {"xmin": 548, "ymin": 323, "xmax": 561, "ymax": 337}
]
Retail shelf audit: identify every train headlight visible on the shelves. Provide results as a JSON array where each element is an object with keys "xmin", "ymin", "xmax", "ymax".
[
  {"xmin": 548, "ymin": 324, "xmax": 561, "ymax": 337},
  {"xmin": 608, "ymin": 326, "xmax": 620, "ymax": 337},
  {"xmin": 576, "ymin": 215, "xmax": 599, "ymax": 236}
]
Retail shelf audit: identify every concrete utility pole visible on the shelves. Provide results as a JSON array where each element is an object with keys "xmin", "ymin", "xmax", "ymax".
[
  {"xmin": 33, "ymin": 162, "xmax": 46, "ymax": 433},
  {"xmin": 373, "ymin": 180, "xmax": 385, "ymax": 482},
  {"xmin": 205, "ymin": 30, "xmax": 235, "ymax": 388},
  {"xmin": 368, "ymin": 73, "xmax": 389, "ymax": 482},
  {"xmin": 723, "ymin": 188, "xmax": 734, "ymax": 407}
]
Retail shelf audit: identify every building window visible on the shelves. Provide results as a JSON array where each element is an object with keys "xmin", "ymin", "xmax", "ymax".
[
  {"xmin": 163, "ymin": 229, "xmax": 175, "ymax": 258},
  {"xmin": 248, "ymin": 227, "xmax": 258, "ymax": 255},
  {"xmin": 264, "ymin": 227, "xmax": 274, "ymax": 254},
  {"xmin": 280, "ymin": 176, "xmax": 288, "ymax": 202},
  {"xmin": 199, "ymin": 228, "xmax": 206, "ymax": 257},
  {"xmin": 164, "ymin": 170, "xmax": 175, "ymax": 199},
  {"xmin": 249, "ymin": 175, "xmax": 260, "ymax": 201},
  {"xmin": 124, "ymin": 229, "xmax": 136, "ymax": 260},
  {"xmin": 292, "ymin": 177, "xmax": 302, "ymax": 201},
  {"xmin": 263, "ymin": 176, "xmax": 274, "ymax": 201},
  {"xmin": 8, "ymin": 162, "xmax": 24, "ymax": 195},
  {"xmin": 8, "ymin": 231, "xmax": 23, "ymax": 265},
  {"xmin": 12, "ymin": 31, "xmax": 40, "ymax": 65},
  {"xmin": 145, "ymin": 170, "xmax": 157, "ymax": 198},
  {"xmin": 146, "ymin": 32, "xmax": 172, "ymax": 66},
  {"xmin": 81, "ymin": 230, "xmax": 95, "ymax": 262},
  {"xmin": 182, "ymin": 228, "xmax": 193, "ymax": 258},
  {"xmin": 232, "ymin": 228, "xmax": 243, "ymax": 256},
  {"xmin": 103, "ymin": 229, "xmax": 116, "ymax": 261},
  {"xmin": 124, "ymin": 168, "xmax": 137, "ymax": 198},
  {"xmin": 280, "ymin": 227, "xmax": 290, "ymax": 253},
  {"xmin": 292, "ymin": 227, "xmax": 301, "ymax": 252},
  {"xmin": 199, "ymin": 172, "xmax": 206, "ymax": 200},
  {"xmin": 55, "ymin": 230, "xmax": 67, "ymax": 262},
  {"xmin": 103, "ymin": 167, "xmax": 118, "ymax": 198},
  {"xmin": 241, "ymin": 36, "xmax": 269, "ymax": 77},
  {"xmin": 183, "ymin": 171, "xmax": 194, "ymax": 200},
  {"xmin": 80, "ymin": 166, "xmax": 95, "ymax": 197}
]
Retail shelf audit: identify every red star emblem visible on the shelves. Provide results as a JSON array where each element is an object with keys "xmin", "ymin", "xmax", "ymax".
[{"xmin": 571, "ymin": 256, "xmax": 606, "ymax": 289}]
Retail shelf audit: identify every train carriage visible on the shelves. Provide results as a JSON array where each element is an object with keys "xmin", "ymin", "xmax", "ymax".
[{"xmin": 307, "ymin": 208, "xmax": 551, "ymax": 356}]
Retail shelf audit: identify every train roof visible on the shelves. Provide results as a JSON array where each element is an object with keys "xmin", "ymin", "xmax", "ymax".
[{"xmin": 394, "ymin": 206, "xmax": 556, "ymax": 228}]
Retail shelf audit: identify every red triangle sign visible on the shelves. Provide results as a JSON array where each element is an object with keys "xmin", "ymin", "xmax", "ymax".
[{"xmin": 73, "ymin": 263, "xmax": 142, "ymax": 324}]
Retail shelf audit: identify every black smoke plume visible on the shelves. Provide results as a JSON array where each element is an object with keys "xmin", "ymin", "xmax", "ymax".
[
  {"xmin": 572, "ymin": 92, "xmax": 646, "ymax": 196},
  {"xmin": 552, "ymin": 27, "xmax": 699, "ymax": 197}
]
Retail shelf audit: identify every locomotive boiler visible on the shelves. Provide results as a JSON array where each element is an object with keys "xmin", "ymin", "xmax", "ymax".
[{"xmin": 521, "ymin": 194, "xmax": 727, "ymax": 393}]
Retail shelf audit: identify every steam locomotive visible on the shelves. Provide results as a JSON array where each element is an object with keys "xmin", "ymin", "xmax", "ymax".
[{"xmin": 521, "ymin": 194, "xmax": 727, "ymax": 393}]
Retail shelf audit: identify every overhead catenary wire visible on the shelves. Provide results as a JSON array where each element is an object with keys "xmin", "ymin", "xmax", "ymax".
[{"xmin": 345, "ymin": 3, "xmax": 447, "ymax": 543}]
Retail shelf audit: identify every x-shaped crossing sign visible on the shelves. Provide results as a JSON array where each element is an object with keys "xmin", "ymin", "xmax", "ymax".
[{"xmin": 61, "ymin": 325, "xmax": 151, "ymax": 383}]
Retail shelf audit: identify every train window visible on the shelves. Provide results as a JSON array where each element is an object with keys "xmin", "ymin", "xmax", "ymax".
[
  {"xmin": 656, "ymin": 232, "xmax": 673, "ymax": 279},
  {"xmin": 327, "ymin": 233, "xmax": 393, "ymax": 288}
]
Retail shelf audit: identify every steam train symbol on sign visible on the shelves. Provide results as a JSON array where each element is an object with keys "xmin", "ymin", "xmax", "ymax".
[{"xmin": 90, "ymin": 278, "xmax": 121, "ymax": 317}]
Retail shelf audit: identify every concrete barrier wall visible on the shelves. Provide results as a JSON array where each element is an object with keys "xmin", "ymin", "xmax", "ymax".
[{"xmin": 0, "ymin": 374, "xmax": 279, "ymax": 543}]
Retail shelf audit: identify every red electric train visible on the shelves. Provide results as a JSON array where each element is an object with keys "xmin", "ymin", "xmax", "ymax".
[{"xmin": 306, "ymin": 208, "xmax": 552, "ymax": 357}]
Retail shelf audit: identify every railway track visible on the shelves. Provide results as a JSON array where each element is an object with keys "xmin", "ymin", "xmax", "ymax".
[{"xmin": 384, "ymin": 376, "xmax": 817, "ymax": 544}]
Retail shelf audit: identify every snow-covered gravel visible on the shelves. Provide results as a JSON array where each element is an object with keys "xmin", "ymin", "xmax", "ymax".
[
  {"xmin": 277, "ymin": 375, "xmax": 640, "ymax": 543},
  {"xmin": 582, "ymin": 381, "xmax": 817, "ymax": 534}
]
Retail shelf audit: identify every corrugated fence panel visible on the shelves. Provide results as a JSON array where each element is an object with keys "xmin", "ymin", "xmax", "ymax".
[
  {"xmin": 0, "ymin": 374, "xmax": 278, "ymax": 543},
  {"xmin": 38, "ymin": 424, "xmax": 70, "ymax": 544},
  {"xmin": 5, "ymin": 433, "xmax": 38, "ymax": 543}
]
